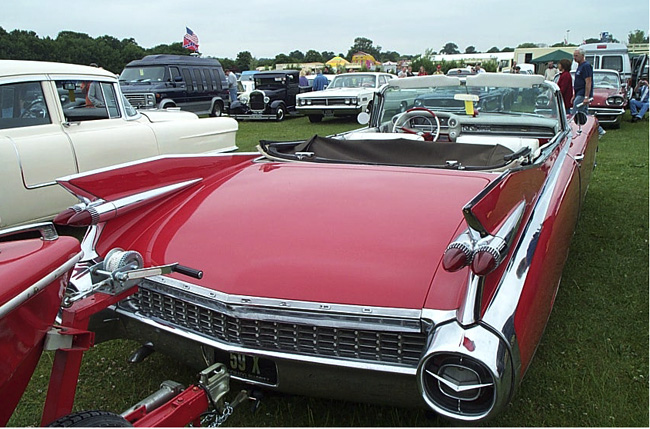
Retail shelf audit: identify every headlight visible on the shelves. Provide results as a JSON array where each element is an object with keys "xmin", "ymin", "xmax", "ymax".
[
  {"xmin": 606, "ymin": 96, "xmax": 624, "ymax": 106},
  {"xmin": 264, "ymin": 96, "xmax": 270, "ymax": 104},
  {"xmin": 240, "ymin": 96, "xmax": 249, "ymax": 104},
  {"xmin": 307, "ymin": 100, "xmax": 312, "ymax": 105},
  {"xmin": 345, "ymin": 98, "xmax": 351, "ymax": 105},
  {"xmin": 414, "ymin": 99, "xmax": 422, "ymax": 107}
]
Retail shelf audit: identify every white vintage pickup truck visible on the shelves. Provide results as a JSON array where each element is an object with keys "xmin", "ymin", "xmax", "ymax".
[{"xmin": 296, "ymin": 72, "xmax": 394, "ymax": 122}]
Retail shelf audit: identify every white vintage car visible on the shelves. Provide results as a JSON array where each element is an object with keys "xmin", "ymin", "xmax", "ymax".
[
  {"xmin": 296, "ymin": 72, "xmax": 395, "ymax": 122},
  {"xmin": 0, "ymin": 60, "xmax": 238, "ymax": 228}
]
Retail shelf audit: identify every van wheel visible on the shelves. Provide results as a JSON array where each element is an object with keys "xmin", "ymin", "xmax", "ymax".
[
  {"xmin": 308, "ymin": 115, "xmax": 323, "ymax": 123},
  {"xmin": 275, "ymin": 105, "xmax": 286, "ymax": 121},
  {"xmin": 210, "ymin": 102, "xmax": 223, "ymax": 117}
]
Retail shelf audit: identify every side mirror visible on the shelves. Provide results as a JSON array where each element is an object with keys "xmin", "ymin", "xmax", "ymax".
[
  {"xmin": 357, "ymin": 111, "xmax": 370, "ymax": 125},
  {"xmin": 573, "ymin": 111, "xmax": 588, "ymax": 126},
  {"xmin": 174, "ymin": 76, "xmax": 183, "ymax": 82}
]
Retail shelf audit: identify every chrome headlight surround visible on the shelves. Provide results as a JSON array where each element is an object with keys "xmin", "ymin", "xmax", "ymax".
[
  {"xmin": 417, "ymin": 321, "xmax": 514, "ymax": 422},
  {"xmin": 606, "ymin": 96, "xmax": 624, "ymax": 106}
]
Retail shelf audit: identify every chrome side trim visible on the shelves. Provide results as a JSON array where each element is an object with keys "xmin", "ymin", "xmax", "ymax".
[
  {"xmin": 482, "ymin": 136, "xmax": 573, "ymax": 378},
  {"xmin": 115, "ymin": 307, "xmax": 419, "ymax": 377},
  {"xmin": 0, "ymin": 222, "xmax": 59, "ymax": 241},
  {"xmin": 144, "ymin": 274, "xmax": 423, "ymax": 320},
  {"xmin": 0, "ymin": 251, "xmax": 83, "ymax": 319},
  {"xmin": 78, "ymin": 178, "xmax": 201, "ymax": 225}
]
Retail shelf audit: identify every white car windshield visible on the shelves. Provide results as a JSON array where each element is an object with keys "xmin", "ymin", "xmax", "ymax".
[{"xmin": 330, "ymin": 74, "xmax": 377, "ymax": 89}]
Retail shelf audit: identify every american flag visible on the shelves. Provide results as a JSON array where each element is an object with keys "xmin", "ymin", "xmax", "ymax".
[{"xmin": 183, "ymin": 27, "xmax": 199, "ymax": 51}]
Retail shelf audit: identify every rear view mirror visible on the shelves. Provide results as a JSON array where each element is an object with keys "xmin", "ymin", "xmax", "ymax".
[
  {"xmin": 62, "ymin": 82, "xmax": 77, "ymax": 91},
  {"xmin": 573, "ymin": 111, "xmax": 588, "ymax": 126}
]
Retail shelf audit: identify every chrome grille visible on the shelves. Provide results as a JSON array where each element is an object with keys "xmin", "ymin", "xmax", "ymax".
[
  {"xmin": 124, "ymin": 94, "xmax": 147, "ymax": 107},
  {"xmin": 310, "ymin": 98, "xmax": 347, "ymax": 106},
  {"xmin": 132, "ymin": 286, "xmax": 427, "ymax": 367},
  {"xmin": 250, "ymin": 92, "xmax": 265, "ymax": 111}
]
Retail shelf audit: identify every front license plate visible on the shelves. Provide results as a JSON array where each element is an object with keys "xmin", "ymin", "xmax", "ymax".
[
  {"xmin": 215, "ymin": 350, "xmax": 278, "ymax": 386},
  {"xmin": 323, "ymin": 109, "xmax": 334, "ymax": 116},
  {"xmin": 249, "ymin": 113, "xmax": 263, "ymax": 119}
]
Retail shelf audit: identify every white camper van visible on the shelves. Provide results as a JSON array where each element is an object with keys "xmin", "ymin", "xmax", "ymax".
[{"xmin": 572, "ymin": 43, "xmax": 631, "ymax": 83}]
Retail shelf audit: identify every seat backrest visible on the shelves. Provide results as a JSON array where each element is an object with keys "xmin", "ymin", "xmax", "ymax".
[{"xmin": 456, "ymin": 135, "xmax": 539, "ymax": 153}]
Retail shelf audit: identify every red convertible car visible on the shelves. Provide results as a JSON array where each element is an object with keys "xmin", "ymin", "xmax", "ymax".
[
  {"xmin": 54, "ymin": 74, "xmax": 598, "ymax": 422},
  {"xmin": 555, "ymin": 69, "xmax": 627, "ymax": 128}
]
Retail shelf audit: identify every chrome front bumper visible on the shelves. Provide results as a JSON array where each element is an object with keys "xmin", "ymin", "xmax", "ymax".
[
  {"xmin": 590, "ymin": 107, "xmax": 625, "ymax": 124},
  {"xmin": 84, "ymin": 274, "xmax": 515, "ymax": 422}
]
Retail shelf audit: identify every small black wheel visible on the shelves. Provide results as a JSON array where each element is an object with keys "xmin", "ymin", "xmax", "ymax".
[
  {"xmin": 210, "ymin": 102, "xmax": 223, "ymax": 117},
  {"xmin": 275, "ymin": 105, "xmax": 286, "ymax": 121},
  {"xmin": 47, "ymin": 410, "xmax": 132, "ymax": 427},
  {"xmin": 308, "ymin": 114, "xmax": 323, "ymax": 123}
]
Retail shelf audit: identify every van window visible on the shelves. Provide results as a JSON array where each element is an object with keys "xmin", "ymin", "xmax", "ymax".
[
  {"xmin": 601, "ymin": 56, "xmax": 623, "ymax": 72},
  {"xmin": 170, "ymin": 66, "xmax": 181, "ymax": 82},
  {"xmin": 212, "ymin": 69, "xmax": 223, "ymax": 90},
  {"xmin": 182, "ymin": 69, "xmax": 195, "ymax": 91},
  {"xmin": 204, "ymin": 69, "xmax": 213, "ymax": 90},
  {"xmin": 120, "ymin": 66, "xmax": 166, "ymax": 83},
  {"xmin": 586, "ymin": 56, "xmax": 599, "ymax": 68},
  {"xmin": 193, "ymin": 69, "xmax": 204, "ymax": 91}
]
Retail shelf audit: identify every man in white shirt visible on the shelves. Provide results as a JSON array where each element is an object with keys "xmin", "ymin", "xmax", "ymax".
[{"xmin": 544, "ymin": 62, "xmax": 558, "ymax": 81}]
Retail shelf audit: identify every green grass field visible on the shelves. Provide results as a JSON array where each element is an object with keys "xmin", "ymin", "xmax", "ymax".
[{"xmin": 8, "ymin": 114, "xmax": 649, "ymax": 427}]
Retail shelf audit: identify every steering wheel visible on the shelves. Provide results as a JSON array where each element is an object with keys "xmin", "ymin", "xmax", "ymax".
[
  {"xmin": 20, "ymin": 98, "xmax": 47, "ymax": 119},
  {"xmin": 392, "ymin": 107, "xmax": 441, "ymax": 142}
]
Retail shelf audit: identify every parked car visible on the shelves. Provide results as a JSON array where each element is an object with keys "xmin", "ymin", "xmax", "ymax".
[
  {"xmin": 296, "ymin": 72, "xmax": 395, "ymax": 122},
  {"xmin": 554, "ymin": 69, "xmax": 627, "ymax": 128},
  {"xmin": 228, "ymin": 70, "xmax": 302, "ymax": 121},
  {"xmin": 0, "ymin": 60, "xmax": 238, "ymax": 228},
  {"xmin": 54, "ymin": 73, "xmax": 598, "ymax": 423},
  {"xmin": 119, "ymin": 55, "xmax": 229, "ymax": 117}
]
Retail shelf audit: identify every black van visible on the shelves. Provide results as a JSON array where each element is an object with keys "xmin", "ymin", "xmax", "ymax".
[{"xmin": 119, "ymin": 55, "xmax": 229, "ymax": 116}]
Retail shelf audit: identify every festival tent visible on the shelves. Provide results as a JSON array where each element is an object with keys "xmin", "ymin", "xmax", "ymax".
[
  {"xmin": 326, "ymin": 56, "xmax": 350, "ymax": 67},
  {"xmin": 531, "ymin": 50, "xmax": 573, "ymax": 64}
]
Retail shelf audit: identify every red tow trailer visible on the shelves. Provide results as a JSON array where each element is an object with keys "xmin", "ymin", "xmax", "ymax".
[{"xmin": 0, "ymin": 222, "xmax": 244, "ymax": 427}]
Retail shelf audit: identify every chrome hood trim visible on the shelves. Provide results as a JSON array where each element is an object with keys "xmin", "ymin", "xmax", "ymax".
[{"xmin": 142, "ymin": 274, "xmax": 427, "ymax": 323}]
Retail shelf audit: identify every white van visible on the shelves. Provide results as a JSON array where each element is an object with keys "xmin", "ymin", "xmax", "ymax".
[{"xmin": 572, "ymin": 43, "xmax": 631, "ymax": 83}]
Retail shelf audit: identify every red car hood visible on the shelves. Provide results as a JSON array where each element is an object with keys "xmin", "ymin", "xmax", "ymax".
[
  {"xmin": 592, "ymin": 87, "xmax": 621, "ymax": 105},
  {"xmin": 142, "ymin": 162, "xmax": 491, "ymax": 310}
]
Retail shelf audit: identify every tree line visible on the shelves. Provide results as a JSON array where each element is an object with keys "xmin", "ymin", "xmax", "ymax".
[{"xmin": 1, "ymin": 27, "xmax": 647, "ymax": 75}]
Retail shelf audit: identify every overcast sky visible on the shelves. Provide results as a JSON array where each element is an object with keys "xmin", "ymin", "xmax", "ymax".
[{"xmin": 2, "ymin": 0, "xmax": 648, "ymax": 59}]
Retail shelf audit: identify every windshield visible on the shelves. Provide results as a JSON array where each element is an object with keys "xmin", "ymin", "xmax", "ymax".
[
  {"xmin": 592, "ymin": 71, "xmax": 621, "ymax": 89},
  {"xmin": 120, "ymin": 66, "xmax": 167, "ymax": 83},
  {"xmin": 378, "ymin": 75, "xmax": 559, "ymax": 125},
  {"xmin": 330, "ymin": 74, "xmax": 377, "ymax": 89},
  {"xmin": 254, "ymin": 76, "xmax": 285, "ymax": 90}
]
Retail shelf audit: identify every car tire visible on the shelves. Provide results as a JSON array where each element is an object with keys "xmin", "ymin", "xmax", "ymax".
[
  {"xmin": 210, "ymin": 102, "xmax": 223, "ymax": 117},
  {"xmin": 308, "ymin": 115, "xmax": 323, "ymax": 123},
  {"xmin": 276, "ymin": 105, "xmax": 286, "ymax": 122},
  {"xmin": 47, "ymin": 410, "xmax": 132, "ymax": 427}
]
